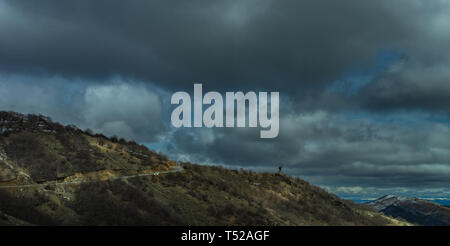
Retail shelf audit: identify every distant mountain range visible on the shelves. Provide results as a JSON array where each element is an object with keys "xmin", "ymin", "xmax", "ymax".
[
  {"xmin": 367, "ymin": 195, "xmax": 450, "ymax": 226},
  {"xmin": 0, "ymin": 111, "xmax": 408, "ymax": 226}
]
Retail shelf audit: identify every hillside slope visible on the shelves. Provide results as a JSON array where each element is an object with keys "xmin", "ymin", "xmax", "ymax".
[{"xmin": 0, "ymin": 111, "xmax": 408, "ymax": 226}]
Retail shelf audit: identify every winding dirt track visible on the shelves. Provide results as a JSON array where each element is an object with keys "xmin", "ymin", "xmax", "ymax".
[{"xmin": 0, "ymin": 166, "xmax": 183, "ymax": 189}]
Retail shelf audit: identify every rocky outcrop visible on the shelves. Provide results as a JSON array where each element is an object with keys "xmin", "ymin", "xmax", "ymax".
[{"xmin": 0, "ymin": 161, "xmax": 16, "ymax": 182}]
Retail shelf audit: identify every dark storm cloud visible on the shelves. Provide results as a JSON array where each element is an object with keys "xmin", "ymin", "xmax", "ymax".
[
  {"xmin": 0, "ymin": 0, "xmax": 436, "ymax": 95},
  {"xmin": 359, "ymin": 60, "xmax": 450, "ymax": 113}
]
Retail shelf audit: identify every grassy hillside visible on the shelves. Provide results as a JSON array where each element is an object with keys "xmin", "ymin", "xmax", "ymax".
[{"xmin": 0, "ymin": 111, "xmax": 409, "ymax": 226}]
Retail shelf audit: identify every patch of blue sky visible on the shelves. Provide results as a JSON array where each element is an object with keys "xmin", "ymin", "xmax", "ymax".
[{"xmin": 326, "ymin": 49, "xmax": 404, "ymax": 96}]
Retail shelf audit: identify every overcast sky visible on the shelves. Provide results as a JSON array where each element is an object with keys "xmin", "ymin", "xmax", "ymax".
[{"xmin": 1, "ymin": 0, "xmax": 450, "ymax": 199}]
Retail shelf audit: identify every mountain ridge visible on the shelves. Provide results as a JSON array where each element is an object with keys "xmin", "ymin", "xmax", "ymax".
[{"xmin": 367, "ymin": 195, "xmax": 450, "ymax": 226}]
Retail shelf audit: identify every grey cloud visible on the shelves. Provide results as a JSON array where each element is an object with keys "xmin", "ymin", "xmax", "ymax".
[
  {"xmin": 81, "ymin": 81, "xmax": 165, "ymax": 141},
  {"xmin": 0, "ymin": 73, "xmax": 167, "ymax": 141},
  {"xmin": 167, "ymin": 110, "xmax": 450, "ymax": 188},
  {"xmin": 359, "ymin": 60, "xmax": 450, "ymax": 113}
]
